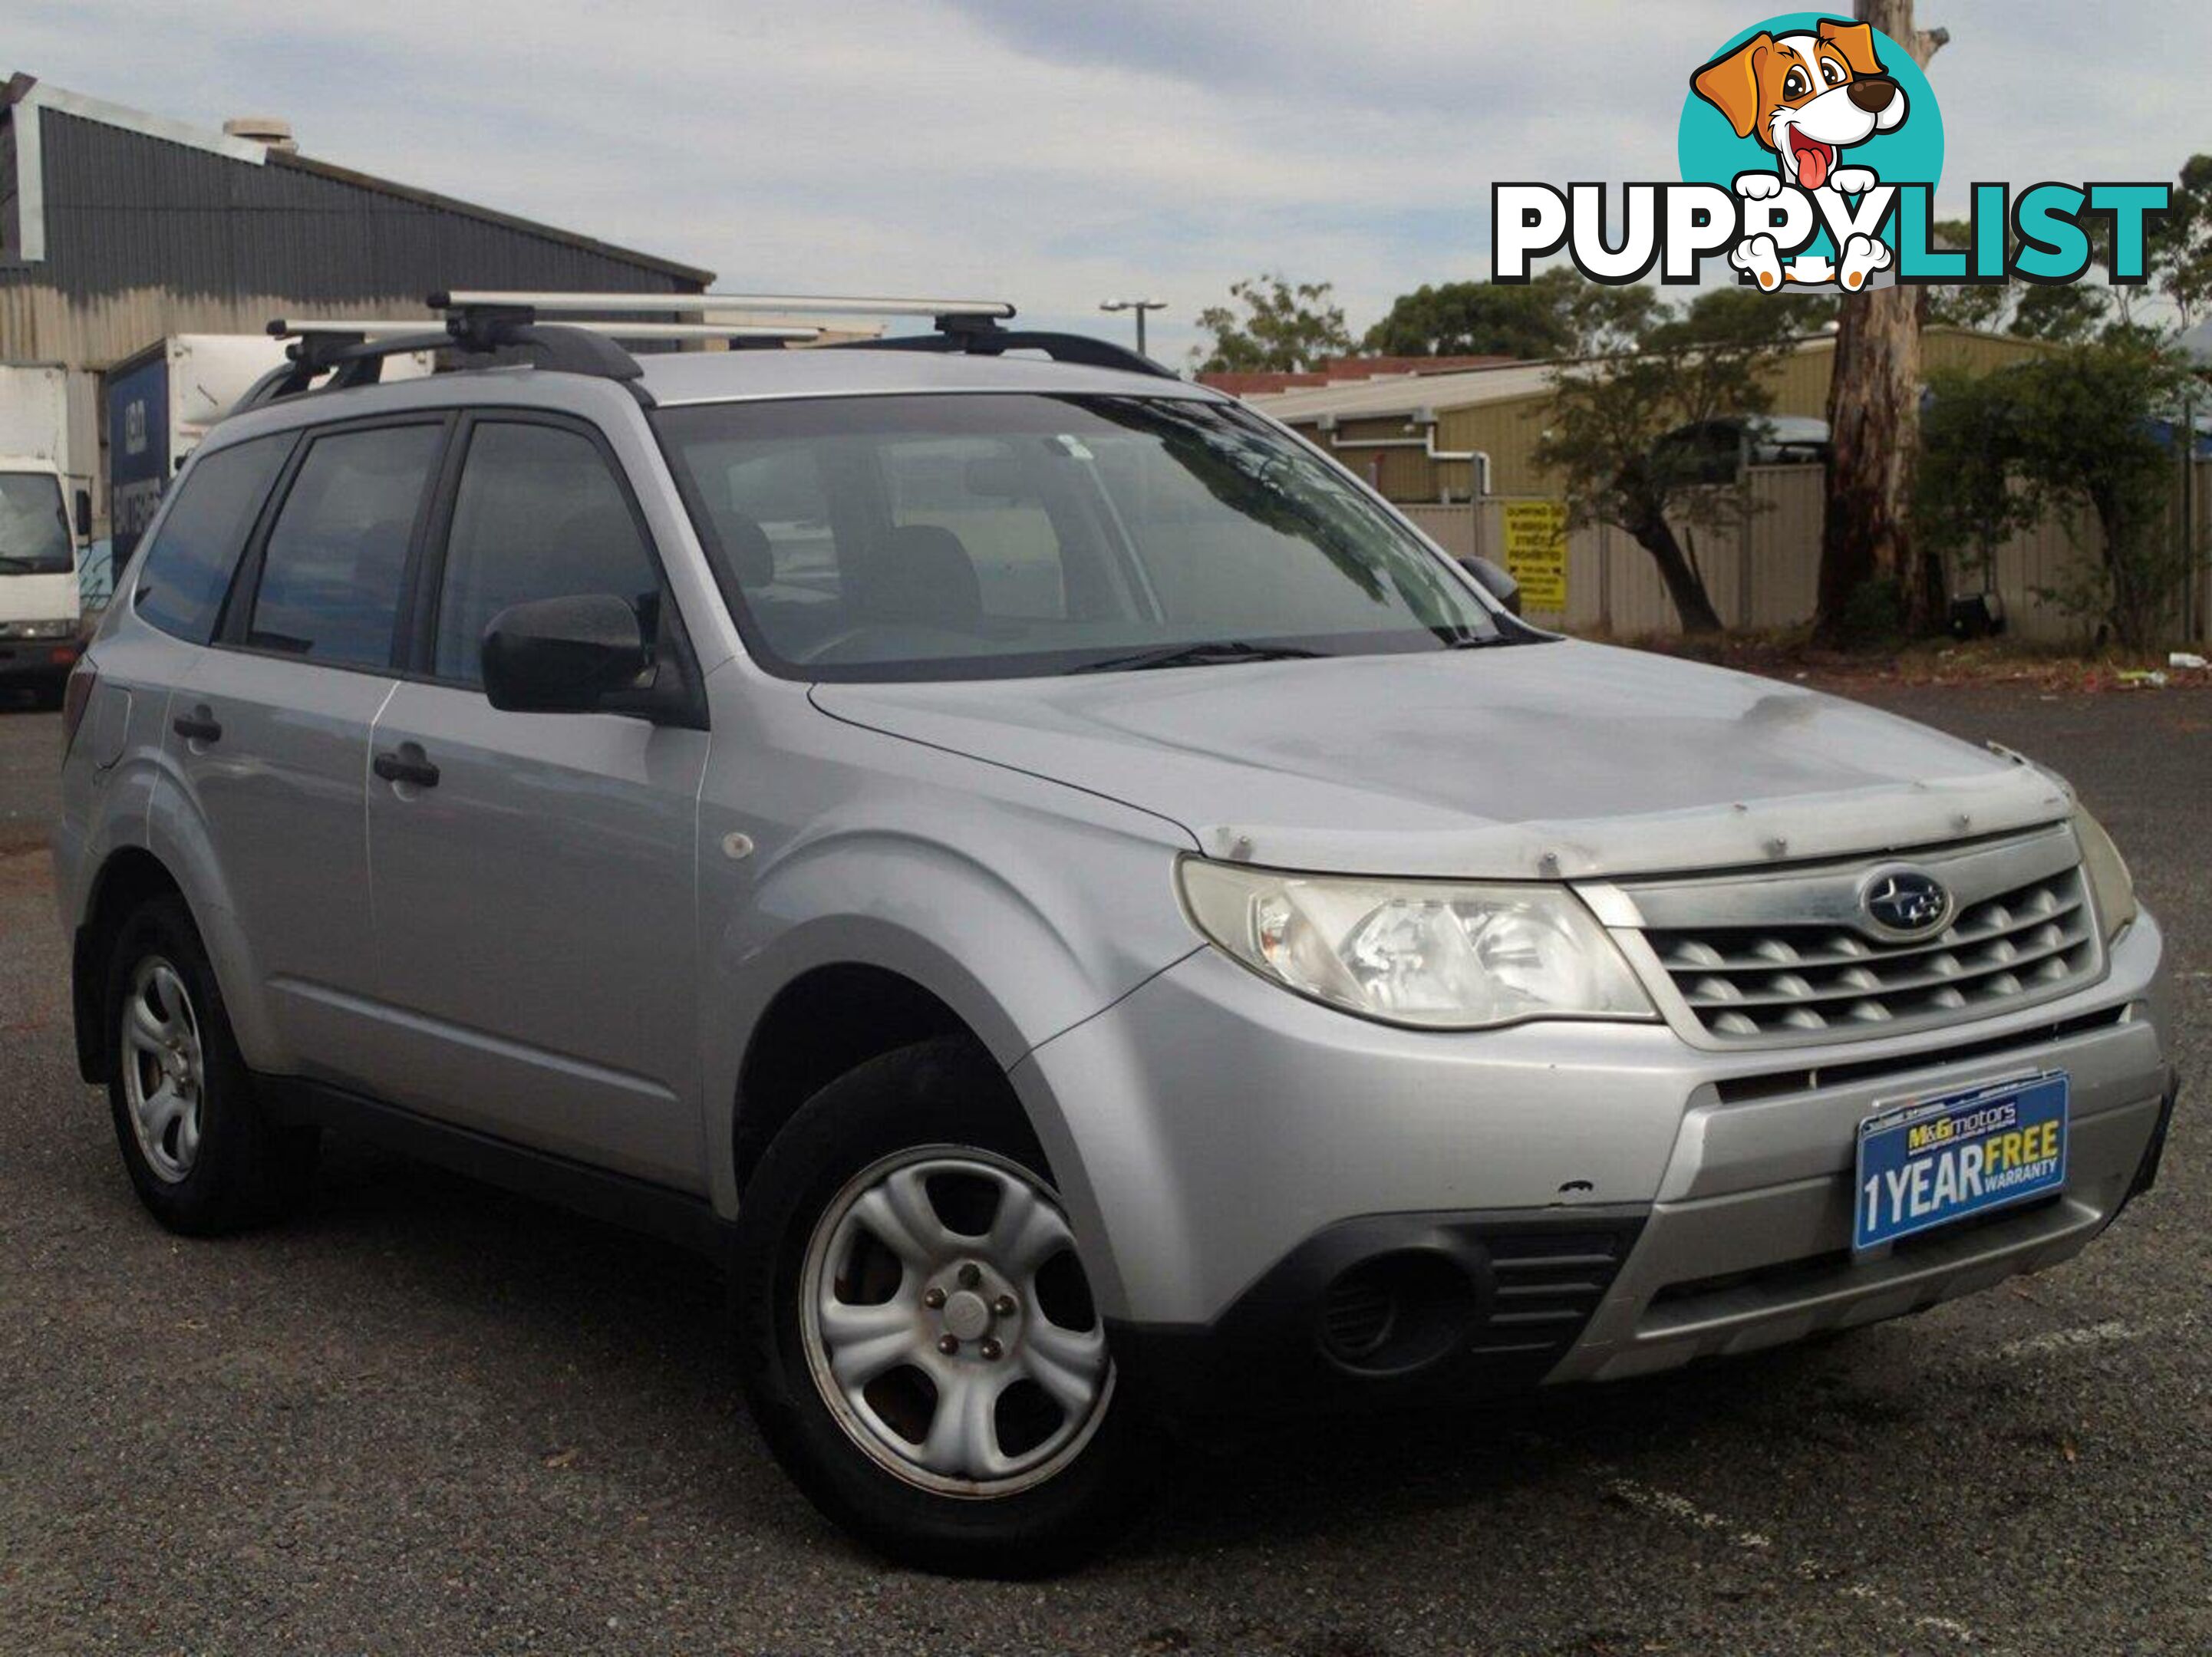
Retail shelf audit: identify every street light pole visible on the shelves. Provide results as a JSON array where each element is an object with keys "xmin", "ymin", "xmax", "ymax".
[{"xmin": 1099, "ymin": 298, "xmax": 1167, "ymax": 357}]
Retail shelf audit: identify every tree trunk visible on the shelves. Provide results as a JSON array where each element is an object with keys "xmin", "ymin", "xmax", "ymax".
[
  {"xmin": 1817, "ymin": 1, "xmax": 1947, "ymax": 641},
  {"xmin": 1628, "ymin": 514, "xmax": 1726, "ymax": 634}
]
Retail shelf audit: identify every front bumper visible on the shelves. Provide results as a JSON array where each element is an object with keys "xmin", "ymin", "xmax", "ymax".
[
  {"xmin": 1016, "ymin": 911, "xmax": 2172, "ymax": 1405},
  {"xmin": 0, "ymin": 635, "xmax": 80, "ymax": 682}
]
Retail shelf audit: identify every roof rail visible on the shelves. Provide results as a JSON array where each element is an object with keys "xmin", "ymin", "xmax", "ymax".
[
  {"xmin": 236, "ymin": 309, "xmax": 657, "ymax": 413},
  {"xmin": 829, "ymin": 327, "xmax": 1179, "ymax": 380}
]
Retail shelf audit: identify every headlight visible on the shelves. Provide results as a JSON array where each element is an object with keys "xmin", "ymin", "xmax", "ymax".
[
  {"xmin": 1178, "ymin": 859, "xmax": 1655, "ymax": 1029},
  {"xmin": 0, "ymin": 618, "xmax": 74, "ymax": 641},
  {"xmin": 2071, "ymin": 803, "xmax": 2136, "ymax": 941}
]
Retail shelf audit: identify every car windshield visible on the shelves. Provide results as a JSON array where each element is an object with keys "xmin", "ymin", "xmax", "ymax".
[
  {"xmin": 653, "ymin": 392, "xmax": 1514, "ymax": 681},
  {"xmin": 0, "ymin": 472, "xmax": 74, "ymax": 575}
]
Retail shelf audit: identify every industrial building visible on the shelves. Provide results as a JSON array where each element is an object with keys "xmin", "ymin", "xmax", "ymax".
[
  {"xmin": 0, "ymin": 74, "xmax": 714, "ymax": 539},
  {"xmin": 1244, "ymin": 327, "xmax": 2180, "ymax": 641},
  {"xmin": 1250, "ymin": 327, "xmax": 2049, "ymax": 504}
]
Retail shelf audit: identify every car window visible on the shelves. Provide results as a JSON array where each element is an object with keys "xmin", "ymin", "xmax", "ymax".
[
  {"xmin": 882, "ymin": 436, "xmax": 1066, "ymax": 621},
  {"xmin": 432, "ymin": 422, "xmax": 661, "ymax": 687},
  {"xmin": 246, "ymin": 424, "xmax": 440, "ymax": 670},
  {"xmin": 656, "ymin": 394, "xmax": 1504, "ymax": 681},
  {"xmin": 717, "ymin": 443, "xmax": 838, "ymax": 602},
  {"xmin": 132, "ymin": 435, "xmax": 291, "ymax": 644}
]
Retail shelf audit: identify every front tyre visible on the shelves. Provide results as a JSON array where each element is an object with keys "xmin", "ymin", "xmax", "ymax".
[
  {"xmin": 104, "ymin": 894, "xmax": 318, "ymax": 1234},
  {"xmin": 733, "ymin": 1037, "xmax": 1152, "ymax": 1576}
]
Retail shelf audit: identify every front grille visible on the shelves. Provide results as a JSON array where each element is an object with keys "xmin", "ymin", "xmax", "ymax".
[{"xmin": 1620, "ymin": 829, "xmax": 2104, "ymax": 1046}]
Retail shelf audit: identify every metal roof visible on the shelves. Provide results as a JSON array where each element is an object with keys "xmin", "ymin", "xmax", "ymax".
[
  {"xmin": 1248, "ymin": 328, "xmax": 2032, "ymax": 425},
  {"xmin": 1249, "ymin": 360, "xmax": 1564, "ymax": 423},
  {"xmin": 0, "ymin": 73, "xmax": 713, "ymax": 286}
]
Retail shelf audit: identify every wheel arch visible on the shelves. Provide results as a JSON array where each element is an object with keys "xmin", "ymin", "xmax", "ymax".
[
  {"xmin": 71, "ymin": 845, "xmax": 189, "ymax": 1084},
  {"xmin": 732, "ymin": 961, "xmax": 1001, "ymax": 1196}
]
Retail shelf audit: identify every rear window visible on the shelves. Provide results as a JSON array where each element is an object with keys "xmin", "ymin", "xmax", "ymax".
[
  {"xmin": 244, "ymin": 424, "xmax": 441, "ymax": 670},
  {"xmin": 131, "ymin": 435, "xmax": 290, "ymax": 643}
]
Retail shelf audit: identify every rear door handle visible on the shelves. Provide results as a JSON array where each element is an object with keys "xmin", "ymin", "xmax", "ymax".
[
  {"xmin": 372, "ymin": 746, "xmax": 440, "ymax": 789},
  {"xmin": 172, "ymin": 710, "xmax": 222, "ymax": 744}
]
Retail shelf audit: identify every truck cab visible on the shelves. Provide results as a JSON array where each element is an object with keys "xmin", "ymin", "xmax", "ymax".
[{"xmin": 0, "ymin": 454, "xmax": 84, "ymax": 700}]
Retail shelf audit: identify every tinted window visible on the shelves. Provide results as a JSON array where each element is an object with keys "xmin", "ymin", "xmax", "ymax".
[
  {"xmin": 246, "ymin": 425, "xmax": 440, "ymax": 670},
  {"xmin": 132, "ymin": 435, "xmax": 290, "ymax": 643},
  {"xmin": 433, "ymin": 422, "xmax": 660, "ymax": 687}
]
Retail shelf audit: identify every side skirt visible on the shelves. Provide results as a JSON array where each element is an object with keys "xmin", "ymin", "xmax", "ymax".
[{"xmin": 260, "ymin": 1076, "xmax": 737, "ymax": 1264}]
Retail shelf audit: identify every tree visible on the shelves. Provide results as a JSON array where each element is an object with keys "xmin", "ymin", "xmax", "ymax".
[
  {"xmin": 1534, "ymin": 305, "xmax": 1798, "ymax": 634},
  {"xmin": 1192, "ymin": 275, "xmax": 1352, "ymax": 373},
  {"xmin": 1362, "ymin": 272, "xmax": 1578, "ymax": 360},
  {"xmin": 1676, "ymin": 285, "xmax": 1839, "ymax": 348},
  {"xmin": 2007, "ymin": 283, "xmax": 2109, "ymax": 343},
  {"xmin": 1816, "ymin": 0, "xmax": 1947, "ymax": 642},
  {"xmin": 1924, "ymin": 217, "xmax": 2111, "ymax": 341},
  {"xmin": 1361, "ymin": 267, "xmax": 1676, "ymax": 362},
  {"xmin": 2150, "ymin": 153, "xmax": 2212, "ymax": 329},
  {"xmin": 1917, "ymin": 342, "xmax": 2194, "ymax": 648}
]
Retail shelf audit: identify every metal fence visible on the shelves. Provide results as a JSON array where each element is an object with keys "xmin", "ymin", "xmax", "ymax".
[{"xmin": 1405, "ymin": 460, "xmax": 2212, "ymax": 644}]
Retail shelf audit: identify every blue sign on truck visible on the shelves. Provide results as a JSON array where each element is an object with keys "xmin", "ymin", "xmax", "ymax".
[{"xmin": 106, "ymin": 350, "xmax": 172, "ymax": 565}]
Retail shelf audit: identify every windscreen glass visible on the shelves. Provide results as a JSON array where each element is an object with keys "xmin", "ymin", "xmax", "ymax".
[
  {"xmin": 654, "ymin": 394, "xmax": 1505, "ymax": 680},
  {"xmin": 0, "ymin": 473, "xmax": 73, "ymax": 575}
]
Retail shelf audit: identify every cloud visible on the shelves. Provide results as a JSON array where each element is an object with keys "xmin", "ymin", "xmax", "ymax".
[{"xmin": 9, "ymin": 0, "xmax": 2206, "ymax": 359}]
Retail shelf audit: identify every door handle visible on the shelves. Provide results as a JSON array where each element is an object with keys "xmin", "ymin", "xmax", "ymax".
[
  {"xmin": 372, "ymin": 746, "xmax": 441, "ymax": 789},
  {"xmin": 172, "ymin": 710, "xmax": 222, "ymax": 744}
]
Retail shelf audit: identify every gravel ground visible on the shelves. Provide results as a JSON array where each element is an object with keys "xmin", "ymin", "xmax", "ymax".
[{"xmin": 0, "ymin": 685, "xmax": 2205, "ymax": 1656}]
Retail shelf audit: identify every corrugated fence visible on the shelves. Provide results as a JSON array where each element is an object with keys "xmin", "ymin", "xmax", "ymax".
[{"xmin": 1406, "ymin": 460, "xmax": 2212, "ymax": 644}]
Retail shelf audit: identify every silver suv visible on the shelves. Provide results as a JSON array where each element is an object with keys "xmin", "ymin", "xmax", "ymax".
[{"xmin": 53, "ymin": 294, "xmax": 2177, "ymax": 1574}]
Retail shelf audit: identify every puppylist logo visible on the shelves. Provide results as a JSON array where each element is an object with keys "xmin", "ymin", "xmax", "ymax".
[{"xmin": 1492, "ymin": 12, "xmax": 2169, "ymax": 294}]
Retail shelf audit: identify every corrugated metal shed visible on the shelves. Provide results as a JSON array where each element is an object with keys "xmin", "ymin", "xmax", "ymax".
[{"xmin": 0, "ymin": 74, "xmax": 713, "ymax": 535}]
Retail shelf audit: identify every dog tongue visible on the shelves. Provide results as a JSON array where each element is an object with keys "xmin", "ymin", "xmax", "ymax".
[{"xmin": 1796, "ymin": 140, "xmax": 1830, "ymax": 189}]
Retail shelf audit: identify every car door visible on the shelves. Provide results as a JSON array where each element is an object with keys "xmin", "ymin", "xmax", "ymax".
[
  {"xmin": 359, "ymin": 412, "xmax": 710, "ymax": 1190},
  {"xmin": 164, "ymin": 417, "xmax": 447, "ymax": 1082}
]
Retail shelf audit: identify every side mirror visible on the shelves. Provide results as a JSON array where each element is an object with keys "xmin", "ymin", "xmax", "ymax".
[
  {"xmin": 74, "ymin": 489, "xmax": 93, "ymax": 542},
  {"xmin": 481, "ymin": 594, "xmax": 651, "ymax": 715},
  {"xmin": 1462, "ymin": 555, "xmax": 1522, "ymax": 616}
]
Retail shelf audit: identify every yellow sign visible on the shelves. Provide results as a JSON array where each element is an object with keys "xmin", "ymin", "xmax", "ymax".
[{"xmin": 1499, "ymin": 501, "xmax": 1568, "ymax": 611}]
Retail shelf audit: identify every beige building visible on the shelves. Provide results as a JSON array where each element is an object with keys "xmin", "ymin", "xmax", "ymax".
[{"xmin": 1251, "ymin": 327, "xmax": 2049, "ymax": 504}]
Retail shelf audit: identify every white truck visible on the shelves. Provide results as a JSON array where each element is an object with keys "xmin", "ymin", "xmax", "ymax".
[{"xmin": 0, "ymin": 362, "xmax": 92, "ymax": 704}]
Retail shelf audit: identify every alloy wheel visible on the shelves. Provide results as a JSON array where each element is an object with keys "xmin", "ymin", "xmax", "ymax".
[{"xmin": 119, "ymin": 956, "xmax": 206, "ymax": 1184}]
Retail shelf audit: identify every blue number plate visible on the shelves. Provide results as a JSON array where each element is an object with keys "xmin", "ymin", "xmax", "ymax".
[{"xmin": 1854, "ymin": 1071, "xmax": 2069, "ymax": 1251}]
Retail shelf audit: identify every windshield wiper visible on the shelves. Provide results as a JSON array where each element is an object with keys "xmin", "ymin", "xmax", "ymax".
[{"xmin": 1066, "ymin": 640, "xmax": 1331, "ymax": 675}]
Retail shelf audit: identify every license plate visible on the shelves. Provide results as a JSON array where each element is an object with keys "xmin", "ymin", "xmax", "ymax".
[{"xmin": 1854, "ymin": 1071, "xmax": 2069, "ymax": 1251}]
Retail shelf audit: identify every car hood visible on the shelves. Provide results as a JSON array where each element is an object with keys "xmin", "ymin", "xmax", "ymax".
[{"xmin": 809, "ymin": 641, "xmax": 2072, "ymax": 878}]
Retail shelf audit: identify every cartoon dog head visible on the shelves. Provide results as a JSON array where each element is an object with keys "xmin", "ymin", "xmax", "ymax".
[{"xmin": 1691, "ymin": 19, "xmax": 1907, "ymax": 190}]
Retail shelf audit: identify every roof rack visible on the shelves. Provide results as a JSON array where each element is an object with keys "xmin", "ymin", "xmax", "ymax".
[
  {"xmin": 427, "ymin": 290, "xmax": 1177, "ymax": 376},
  {"xmin": 269, "ymin": 316, "xmax": 820, "ymax": 344},
  {"xmin": 236, "ymin": 288, "xmax": 1173, "ymax": 413},
  {"xmin": 429, "ymin": 289, "xmax": 1016, "ymax": 322}
]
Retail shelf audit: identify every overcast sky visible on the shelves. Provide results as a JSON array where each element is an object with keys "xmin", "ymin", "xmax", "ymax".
[{"xmin": 11, "ymin": 1, "xmax": 2207, "ymax": 359}]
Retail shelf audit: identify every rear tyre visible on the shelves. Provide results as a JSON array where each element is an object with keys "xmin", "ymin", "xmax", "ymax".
[
  {"xmin": 104, "ymin": 894, "xmax": 318, "ymax": 1234},
  {"xmin": 733, "ymin": 1036, "xmax": 1154, "ymax": 1576}
]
